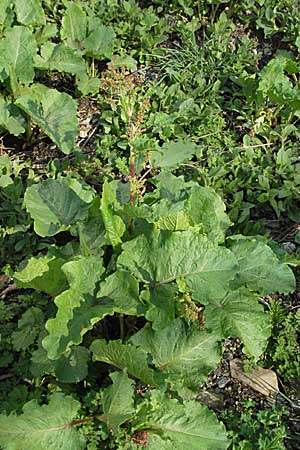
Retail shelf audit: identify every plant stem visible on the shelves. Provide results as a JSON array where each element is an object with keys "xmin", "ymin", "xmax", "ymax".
[
  {"xmin": 129, "ymin": 149, "xmax": 135, "ymax": 204},
  {"xmin": 119, "ymin": 313, "xmax": 125, "ymax": 341}
]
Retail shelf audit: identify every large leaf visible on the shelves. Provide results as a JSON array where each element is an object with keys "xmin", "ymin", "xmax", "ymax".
[
  {"xmin": 185, "ymin": 186, "xmax": 231, "ymax": 242},
  {"xmin": 130, "ymin": 319, "xmax": 221, "ymax": 391},
  {"xmin": 24, "ymin": 178, "xmax": 93, "ymax": 237},
  {"xmin": 91, "ymin": 339, "xmax": 165, "ymax": 388},
  {"xmin": 145, "ymin": 284, "xmax": 176, "ymax": 330},
  {"xmin": 84, "ymin": 26, "xmax": 116, "ymax": 59},
  {"xmin": 102, "ymin": 370, "xmax": 135, "ymax": 433},
  {"xmin": 101, "ymin": 180, "xmax": 126, "ymax": 247},
  {"xmin": 16, "ymin": 85, "xmax": 78, "ymax": 154},
  {"xmin": 31, "ymin": 345, "xmax": 90, "ymax": 383},
  {"xmin": 2, "ymin": 26, "xmax": 36, "ymax": 85},
  {"xmin": 229, "ymin": 237, "xmax": 296, "ymax": 295},
  {"xmin": 13, "ymin": 254, "xmax": 68, "ymax": 295},
  {"xmin": 205, "ymin": 289, "xmax": 271, "ymax": 360},
  {"xmin": 118, "ymin": 230, "xmax": 238, "ymax": 301},
  {"xmin": 257, "ymin": 56, "xmax": 300, "ymax": 109},
  {"xmin": 150, "ymin": 140, "xmax": 197, "ymax": 169},
  {"xmin": 15, "ymin": 0, "xmax": 45, "ymax": 26},
  {"xmin": 35, "ymin": 43, "xmax": 86, "ymax": 74},
  {"xmin": 0, "ymin": 96, "xmax": 25, "ymax": 136},
  {"xmin": 132, "ymin": 391, "xmax": 228, "ymax": 450},
  {"xmin": 61, "ymin": 1, "xmax": 87, "ymax": 49},
  {"xmin": 43, "ymin": 270, "xmax": 144, "ymax": 360},
  {"xmin": 0, "ymin": 394, "xmax": 86, "ymax": 450},
  {"xmin": 43, "ymin": 255, "xmax": 104, "ymax": 359}
]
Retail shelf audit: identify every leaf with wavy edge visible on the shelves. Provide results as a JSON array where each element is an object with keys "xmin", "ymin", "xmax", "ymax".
[
  {"xmin": 130, "ymin": 319, "xmax": 221, "ymax": 391},
  {"xmin": 43, "ymin": 256, "xmax": 104, "ymax": 360},
  {"xmin": 0, "ymin": 394, "xmax": 86, "ymax": 450},
  {"xmin": 131, "ymin": 390, "xmax": 228, "ymax": 450},
  {"xmin": 118, "ymin": 230, "xmax": 237, "ymax": 301},
  {"xmin": 91, "ymin": 339, "xmax": 165, "ymax": 388},
  {"xmin": 205, "ymin": 289, "xmax": 271, "ymax": 360}
]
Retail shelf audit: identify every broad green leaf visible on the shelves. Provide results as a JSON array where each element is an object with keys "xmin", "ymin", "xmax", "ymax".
[
  {"xmin": 101, "ymin": 180, "xmax": 126, "ymax": 247},
  {"xmin": 133, "ymin": 390, "xmax": 228, "ymax": 450},
  {"xmin": 0, "ymin": 96, "xmax": 25, "ymax": 136},
  {"xmin": 0, "ymin": 0, "xmax": 13, "ymax": 28},
  {"xmin": 43, "ymin": 270, "xmax": 144, "ymax": 361},
  {"xmin": 79, "ymin": 199, "xmax": 106, "ymax": 255},
  {"xmin": 150, "ymin": 140, "xmax": 197, "ymax": 169},
  {"xmin": 2, "ymin": 26, "xmax": 36, "ymax": 85},
  {"xmin": 229, "ymin": 237, "xmax": 296, "ymax": 295},
  {"xmin": 0, "ymin": 394, "xmax": 86, "ymax": 450},
  {"xmin": 257, "ymin": 56, "xmax": 300, "ymax": 109},
  {"xmin": 118, "ymin": 230, "xmax": 238, "ymax": 301},
  {"xmin": 35, "ymin": 43, "xmax": 86, "ymax": 74},
  {"xmin": 15, "ymin": 0, "xmax": 45, "ymax": 26},
  {"xmin": 43, "ymin": 255, "xmax": 104, "ymax": 359},
  {"xmin": 13, "ymin": 254, "xmax": 68, "ymax": 295},
  {"xmin": 185, "ymin": 186, "xmax": 231, "ymax": 242},
  {"xmin": 24, "ymin": 178, "xmax": 92, "ymax": 237},
  {"xmin": 16, "ymin": 85, "xmax": 78, "ymax": 154},
  {"xmin": 34, "ymin": 23, "xmax": 58, "ymax": 46},
  {"xmin": 12, "ymin": 307, "xmax": 44, "ymax": 351},
  {"xmin": 31, "ymin": 345, "xmax": 90, "ymax": 383},
  {"xmin": 205, "ymin": 289, "xmax": 271, "ymax": 360},
  {"xmin": 102, "ymin": 370, "xmax": 135, "ymax": 433},
  {"xmin": 145, "ymin": 284, "xmax": 176, "ymax": 330},
  {"xmin": 61, "ymin": 1, "xmax": 87, "ymax": 49},
  {"xmin": 84, "ymin": 26, "xmax": 116, "ymax": 59},
  {"xmin": 91, "ymin": 339, "xmax": 165, "ymax": 388},
  {"xmin": 76, "ymin": 73, "xmax": 100, "ymax": 96},
  {"xmin": 131, "ymin": 319, "xmax": 221, "ymax": 391}
]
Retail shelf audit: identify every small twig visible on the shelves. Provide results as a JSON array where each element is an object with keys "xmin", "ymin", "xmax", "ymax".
[
  {"xmin": 0, "ymin": 373, "xmax": 14, "ymax": 381},
  {"xmin": 0, "ymin": 283, "xmax": 18, "ymax": 299}
]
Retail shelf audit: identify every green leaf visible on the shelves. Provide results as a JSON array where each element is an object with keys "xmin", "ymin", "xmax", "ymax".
[
  {"xmin": 78, "ymin": 199, "xmax": 106, "ymax": 255},
  {"xmin": 118, "ymin": 230, "xmax": 238, "ymax": 301},
  {"xmin": 76, "ymin": 73, "xmax": 100, "ymax": 96},
  {"xmin": 61, "ymin": 1, "xmax": 87, "ymax": 49},
  {"xmin": 0, "ymin": 394, "xmax": 86, "ymax": 450},
  {"xmin": 16, "ymin": 85, "xmax": 78, "ymax": 154},
  {"xmin": 229, "ymin": 236, "xmax": 296, "ymax": 295},
  {"xmin": 0, "ymin": 96, "xmax": 25, "ymax": 136},
  {"xmin": 133, "ymin": 390, "xmax": 228, "ymax": 450},
  {"xmin": 2, "ymin": 26, "xmax": 37, "ymax": 85},
  {"xmin": 145, "ymin": 284, "xmax": 176, "ymax": 330},
  {"xmin": 205, "ymin": 289, "xmax": 271, "ymax": 360},
  {"xmin": 31, "ymin": 345, "xmax": 90, "ymax": 383},
  {"xmin": 42, "ymin": 269, "xmax": 143, "ymax": 361},
  {"xmin": 185, "ymin": 186, "xmax": 231, "ymax": 242},
  {"xmin": 15, "ymin": 0, "xmax": 45, "ymax": 26},
  {"xmin": 91, "ymin": 339, "xmax": 165, "ymax": 388},
  {"xmin": 13, "ymin": 254, "xmax": 68, "ymax": 295},
  {"xmin": 102, "ymin": 370, "xmax": 135, "ymax": 433},
  {"xmin": 35, "ymin": 43, "xmax": 86, "ymax": 74},
  {"xmin": 24, "ymin": 178, "xmax": 92, "ymax": 237},
  {"xmin": 101, "ymin": 180, "xmax": 126, "ymax": 247},
  {"xmin": 84, "ymin": 26, "xmax": 116, "ymax": 59},
  {"xmin": 43, "ymin": 255, "xmax": 104, "ymax": 359},
  {"xmin": 34, "ymin": 23, "xmax": 58, "ymax": 46},
  {"xmin": 257, "ymin": 56, "xmax": 300, "ymax": 109},
  {"xmin": 130, "ymin": 319, "xmax": 221, "ymax": 391},
  {"xmin": 150, "ymin": 140, "xmax": 197, "ymax": 169},
  {"xmin": 12, "ymin": 307, "xmax": 44, "ymax": 351}
]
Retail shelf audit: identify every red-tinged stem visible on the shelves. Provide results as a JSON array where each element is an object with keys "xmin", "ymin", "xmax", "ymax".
[
  {"xmin": 129, "ymin": 156, "xmax": 135, "ymax": 204},
  {"xmin": 64, "ymin": 417, "xmax": 95, "ymax": 428},
  {"xmin": 64, "ymin": 414, "xmax": 109, "ymax": 429}
]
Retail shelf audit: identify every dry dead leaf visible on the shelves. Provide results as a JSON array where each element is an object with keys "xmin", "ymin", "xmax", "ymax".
[{"xmin": 230, "ymin": 358, "xmax": 279, "ymax": 397}]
